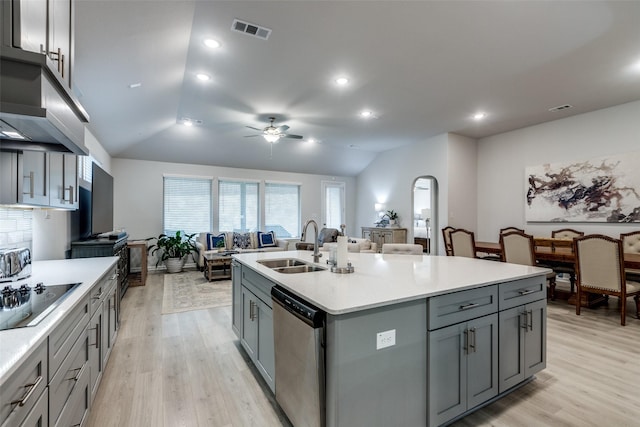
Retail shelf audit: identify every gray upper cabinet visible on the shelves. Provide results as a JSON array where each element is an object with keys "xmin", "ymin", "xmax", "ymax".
[
  {"xmin": 49, "ymin": 152, "xmax": 78, "ymax": 209},
  {"xmin": 48, "ymin": 0, "xmax": 72, "ymax": 87},
  {"xmin": 0, "ymin": 150, "xmax": 49, "ymax": 206},
  {"xmin": 10, "ymin": 0, "xmax": 48, "ymax": 54}
]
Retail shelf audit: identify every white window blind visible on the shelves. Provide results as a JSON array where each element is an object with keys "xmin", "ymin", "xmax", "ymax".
[
  {"xmin": 219, "ymin": 180, "xmax": 258, "ymax": 232},
  {"xmin": 163, "ymin": 176, "xmax": 212, "ymax": 236},
  {"xmin": 265, "ymin": 182, "xmax": 300, "ymax": 238},
  {"xmin": 78, "ymin": 155, "xmax": 95, "ymax": 183},
  {"xmin": 323, "ymin": 181, "xmax": 345, "ymax": 230}
]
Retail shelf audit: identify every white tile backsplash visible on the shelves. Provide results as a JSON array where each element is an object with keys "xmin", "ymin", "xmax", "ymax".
[{"xmin": 0, "ymin": 207, "xmax": 32, "ymax": 251}]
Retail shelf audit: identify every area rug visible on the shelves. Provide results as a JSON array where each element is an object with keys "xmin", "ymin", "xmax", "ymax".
[{"xmin": 162, "ymin": 270, "xmax": 232, "ymax": 314}]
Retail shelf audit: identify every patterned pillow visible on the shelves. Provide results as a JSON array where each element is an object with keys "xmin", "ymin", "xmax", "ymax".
[
  {"xmin": 232, "ymin": 232, "xmax": 252, "ymax": 249},
  {"xmin": 257, "ymin": 231, "xmax": 277, "ymax": 248},
  {"xmin": 207, "ymin": 233, "xmax": 226, "ymax": 250}
]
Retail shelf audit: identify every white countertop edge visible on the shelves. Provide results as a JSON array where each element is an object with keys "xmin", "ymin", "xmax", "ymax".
[
  {"xmin": 234, "ymin": 251, "xmax": 550, "ymax": 315},
  {"xmin": 0, "ymin": 257, "xmax": 118, "ymax": 384}
]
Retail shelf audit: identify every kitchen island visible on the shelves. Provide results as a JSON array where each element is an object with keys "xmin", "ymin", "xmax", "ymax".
[{"xmin": 232, "ymin": 250, "xmax": 549, "ymax": 427}]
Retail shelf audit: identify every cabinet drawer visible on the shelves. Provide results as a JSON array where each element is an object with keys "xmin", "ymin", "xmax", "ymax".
[
  {"xmin": 50, "ymin": 328, "xmax": 89, "ymax": 426},
  {"xmin": 498, "ymin": 276, "xmax": 546, "ymax": 311},
  {"xmin": 49, "ymin": 295, "xmax": 90, "ymax": 379},
  {"xmin": 428, "ymin": 286, "xmax": 498, "ymax": 330},
  {"xmin": 0, "ymin": 340, "xmax": 47, "ymax": 426},
  {"xmin": 242, "ymin": 267, "xmax": 273, "ymax": 306},
  {"xmin": 55, "ymin": 362, "xmax": 90, "ymax": 427}
]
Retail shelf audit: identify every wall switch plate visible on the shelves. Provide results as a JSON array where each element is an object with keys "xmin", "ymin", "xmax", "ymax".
[{"xmin": 376, "ymin": 329, "xmax": 396, "ymax": 350}]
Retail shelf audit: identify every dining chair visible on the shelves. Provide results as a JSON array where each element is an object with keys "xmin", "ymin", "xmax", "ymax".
[
  {"xmin": 500, "ymin": 231, "xmax": 557, "ymax": 300},
  {"xmin": 551, "ymin": 228, "xmax": 584, "ymax": 239},
  {"xmin": 500, "ymin": 227, "xmax": 525, "ymax": 235},
  {"xmin": 574, "ymin": 234, "xmax": 640, "ymax": 326},
  {"xmin": 449, "ymin": 228, "xmax": 477, "ymax": 258},
  {"xmin": 620, "ymin": 231, "xmax": 640, "ymax": 282},
  {"xmin": 442, "ymin": 226, "xmax": 455, "ymax": 256},
  {"xmin": 381, "ymin": 243, "xmax": 424, "ymax": 255}
]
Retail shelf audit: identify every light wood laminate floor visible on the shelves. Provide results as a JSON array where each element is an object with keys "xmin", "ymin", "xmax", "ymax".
[{"xmin": 89, "ymin": 274, "xmax": 640, "ymax": 427}]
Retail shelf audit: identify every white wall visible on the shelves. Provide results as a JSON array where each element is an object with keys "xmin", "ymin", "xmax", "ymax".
[
  {"xmin": 355, "ymin": 133, "xmax": 449, "ymax": 253},
  {"xmin": 447, "ymin": 133, "xmax": 477, "ymax": 231},
  {"xmin": 112, "ymin": 158, "xmax": 356, "ymax": 242},
  {"xmin": 477, "ymin": 100, "xmax": 640, "ymax": 241}
]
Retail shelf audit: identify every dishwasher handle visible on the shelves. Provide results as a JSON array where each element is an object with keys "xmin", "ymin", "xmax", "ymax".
[{"xmin": 271, "ymin": 286, "xmax": 324, "ymax": 328}]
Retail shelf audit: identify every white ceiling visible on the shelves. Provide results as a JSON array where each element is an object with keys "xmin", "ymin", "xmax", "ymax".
[{"xmin": 73, "ymin": 1, "xmax": 640, "ymax": 177}]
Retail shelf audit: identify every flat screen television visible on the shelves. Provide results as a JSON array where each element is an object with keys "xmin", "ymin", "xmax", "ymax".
[{"xmin": 78, "ymin": 163, "xmax": 114, "ymax": 239}]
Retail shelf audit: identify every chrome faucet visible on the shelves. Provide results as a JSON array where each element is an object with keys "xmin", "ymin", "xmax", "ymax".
[{"xmin": 300, "ymin": 219, "xmax": 322, "ymax": 263}]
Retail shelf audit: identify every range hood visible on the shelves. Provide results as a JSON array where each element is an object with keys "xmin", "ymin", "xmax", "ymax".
[{"xmin": 0, "ymin": 47, "xmax": 89, "ymax": 155}]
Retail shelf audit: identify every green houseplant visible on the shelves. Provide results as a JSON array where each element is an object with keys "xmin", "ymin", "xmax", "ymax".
[
  {"xmin": 386, "ymin": 210, "xmax": 399, "ymax": 225},
  {"xmin": 148, "ymin": 230, "xmax": 197, "ymax": 273}
]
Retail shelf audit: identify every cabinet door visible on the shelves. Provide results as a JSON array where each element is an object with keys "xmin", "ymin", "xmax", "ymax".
[
  {"xmin": 20, "ymin": 151, "xmax": 48, "ymax": 206},
  {"xmin": 232, "ymin": 261, "xmax": 242, "ymax": 337},
  {"xmin": 256, "ymin": 297, "xmax": 275, "ymax": 391},
  {"xmin": 102, "ymin": 284, "xmax": 117, "ymax": 366},
  {"xmin": 10, "ymin": 0, "xmax": 47, "ymax": 53},
  {"xmin": 428, "ymin": 323, "xmax": 467, "ymax": 427},
  {"xmin": 48, "ymin": 0, "xmax": 72, "ymax": 86},
  {"xmin": 498, "ymin": 305, "xmax": 526, "ymax": 393},
  {"xmin": 87, "ymin": 307, "xmax": 102, "ymax": 404},
  {"xmin": 241, "ymin": 287, "xmax": 258, "ymax": 359},
  {"xmin": 466, "ymin": 314, "xmax": 498, "ymax": 409},
  {"xmin": 50, "ymin": 153, "xmax": 78, "ymax": 208},
  {"xmin": 362, "ymin": 228, "xmax": 371, "ymax": 239},
  {"xmin": 524, "ymin": 299, "xmax": 546, "ymax": 378}
]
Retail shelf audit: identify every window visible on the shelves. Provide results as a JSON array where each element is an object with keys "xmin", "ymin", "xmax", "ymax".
[
  {"xmin": 78, "ymin": 155, "xmax": 96, "ymax": 183},
  {"xmin": 322, "ymin": 181, "xmax": 345, "ymax": 230},
  {"xmin": 219, "ymin": 180, "xmax": 258, "ymax": 232},
  {"xmin": 163, "ymin": 176, "xmax": 212, "ymax": 236},
  {"xmin": 265, "ymin": 182, "xmax": 300, "ymax": 238}
]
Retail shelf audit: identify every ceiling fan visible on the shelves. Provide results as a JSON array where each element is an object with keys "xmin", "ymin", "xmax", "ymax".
[{"xmin": 245, "ymin": 117, "xmax": 303, "ymax": 143}]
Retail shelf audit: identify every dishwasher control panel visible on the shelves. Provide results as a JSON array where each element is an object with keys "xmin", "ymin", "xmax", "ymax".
[{"xmin": 271, "ymin": 286, "xmax": 324, "ymax": 328}]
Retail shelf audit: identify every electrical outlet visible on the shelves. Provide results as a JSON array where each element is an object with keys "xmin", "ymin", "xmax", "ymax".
[{"xmin": 376, "ymin": 329, "xmax": 396, "ymax": 350}]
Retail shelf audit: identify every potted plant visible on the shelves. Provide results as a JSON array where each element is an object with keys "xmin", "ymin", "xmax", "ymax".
[
  {"xmin": 386, "ymin": 210, "xmax": 399, "ymax": 226},
  {"xmin": 148, "ymin": 230, "xmax": 197, "ymax": 273}
]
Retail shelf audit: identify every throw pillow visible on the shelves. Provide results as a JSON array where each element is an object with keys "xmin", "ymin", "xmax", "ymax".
[
  {"xmin": 257, "ymin": 231, "xmax": 277, "ymax": 248},
  {"xmin": 232, "ymin": 232, "xmax": 252, "ymax": 249},
  {"xmin": 207, "ymin": 233, "xmax": 226, "ymax": 250}
]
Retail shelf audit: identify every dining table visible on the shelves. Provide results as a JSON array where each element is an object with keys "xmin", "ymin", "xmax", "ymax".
[{"xmin": 475, "ymin": 238, "xmax": 640, "ymax": 306}]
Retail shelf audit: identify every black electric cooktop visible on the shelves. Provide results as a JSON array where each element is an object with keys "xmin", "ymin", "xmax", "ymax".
[{"xmin": 0, "ymin": 282, "xmax": 81, "ymax": 331}]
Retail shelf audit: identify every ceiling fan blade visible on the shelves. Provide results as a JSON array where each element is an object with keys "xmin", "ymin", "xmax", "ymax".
[
  {"xmin": 244, "ymin": 134, "xmax": 261, "ymax": 138},
  {"xmin": 246, "ymin": 126, "xmax": 264, "ymax": 131},
  {"xmin": 283, "ymin": 134, "xmax": 303, "ymax": 139},
  {"xmin": 277, "ymin": 125, "xmax": 290, "ymax": 132}
]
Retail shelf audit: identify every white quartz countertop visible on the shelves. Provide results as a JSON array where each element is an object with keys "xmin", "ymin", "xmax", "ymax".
[
  {"xmin": 234, "ymin": 251, "xmax": 550, "ymax": 315},
  {"xmin": 0, "ymin": 257, "xmax": 118, "ymax": 384}
]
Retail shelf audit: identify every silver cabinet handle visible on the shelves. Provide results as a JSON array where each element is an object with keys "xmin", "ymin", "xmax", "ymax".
[
  {"xmin": 463, "ymin": 329, "xmax": 469, "ymax": 354},
  {"xmin": 66, "ymin": 367, "xmax": 82, "ymax": 382},
  {"xmin": 23, "ymin": 172, "xmax": 35, "ymax": 198},
  {"xmin": 469, "ymin": 327, "xmax": 477, "ymax": 353},
  {"xmin": 459, "ymin": 303, "xmax": 479, "ymax": 310},
  {"xmin": 64, "ymin": 185, "xmax": 74, "ymax": 203},
  {"xmin": 528, "ymin": 310, "xmax": 533, "ymax": 331},
  {"xmin": 89, "ymin": 323, "xmax": 100, "ymax": 348},
  {"xmin": 518, "ymin": 289, "xmax": 535, "ymax": 295},
  {"xmin": 10, "ymin": 375, "xmax": 42, "ymax": 407},
  {"xmin": 520, "ymin": 312, "xmax": 528, "ymax": 330}
]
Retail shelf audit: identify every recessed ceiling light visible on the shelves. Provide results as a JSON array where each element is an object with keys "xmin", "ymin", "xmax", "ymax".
[
  {"xmin": 335, "ymin": 77, "xmax": 349, "ymax": 86},
  {"xmin": 203, "ymin": 38, "xmax": 221, "ymax": 49},
  {"xmin": 473, "ymin": 112, "xmax": 486, "ymax": 120},
  {"xmin": 360, "ymin": 110, "xmax": 373, "ymax": 118},
  {"xmin": 183, "ymin": 120, "xmax": 193, "ymax": 127},
  {"xmin": 128, "ymin": 82, "xmax": 142, "ymax": 89},
  {"xmin": 196, "ymin": 73, "xmax": 211, "ymax": 81}
]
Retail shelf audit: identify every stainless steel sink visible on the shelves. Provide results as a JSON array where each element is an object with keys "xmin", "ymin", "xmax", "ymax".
[
  {"xmin": 257, "ymin": 258, "xmax": 326, "ymax": 273},
  {"xmin": 257, "ymin": 258, "xmax": 308, "ymax": 268},
  {"xmin": 272, "ymin": 265, "xmax": 327, "ymax": 274}
]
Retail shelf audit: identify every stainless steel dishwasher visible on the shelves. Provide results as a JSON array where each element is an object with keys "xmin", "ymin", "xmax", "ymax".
[{"xmin": 271, "ymin": 286, "xmax": 325, "ymax": 427}]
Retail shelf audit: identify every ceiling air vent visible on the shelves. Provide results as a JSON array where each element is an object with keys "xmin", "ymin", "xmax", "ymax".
[
  {"xmin": 548, "ymin": 104, "xmax": 573, "ymax": 112},
  {"xmin": 231, "ymin": 19, "xmax": 271, "ymax": 40}
]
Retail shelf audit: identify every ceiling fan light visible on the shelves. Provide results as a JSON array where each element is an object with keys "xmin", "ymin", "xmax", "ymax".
[
  {"xmin": 203, "ymin": 38, "xmax": 221, "ymax": 48},
  {"xmin": 196, "ymin": 73, "xmax": 211, "ymax": 81},
  {"xmin": 264, "ymin": 134, "xmax": 280, "ymax": 143}
]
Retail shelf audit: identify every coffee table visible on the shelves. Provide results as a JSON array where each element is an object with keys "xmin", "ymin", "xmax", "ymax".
[{"xmin": 203, "ymin": 252, "xmax": 233, "ymax": 281}]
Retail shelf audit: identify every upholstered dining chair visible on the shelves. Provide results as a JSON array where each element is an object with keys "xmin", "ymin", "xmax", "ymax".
[
  {"xmin": 449, "ymin": 228, "xmax": 477, "ymax": 258},
  {"xmin": 551, "ymin": 228, "xmax": 584, "ymax": 239},
  {"xmin": 442, "ymin": 226, "xmax": 455, "ymax": 256},
  {"xmin": 500, "ymin": 227, "xmax": 525, "ymax": 235},
  {"xmin": 500, "ymin": 231, "xmax": 557, "ymax": 300},
  {"xmin": 620, "ymin": 231, "xmax": 640, "ymax": 282},
  {"xmin": 574, "ymin": 234, "xmax": 640, "ymax": 326},
  {"xmin": 381, "ymin": 243, "xmax": 424, "ymax": 255}
]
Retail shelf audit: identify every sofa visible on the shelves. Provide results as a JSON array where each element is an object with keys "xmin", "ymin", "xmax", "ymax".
[
  {"xmin": 195, "ymin": 231, "xmax": 287, "ymax": 268},
  {"xmin": 320, "ymin": 238, "xmax": 377, "ymax": 253}
]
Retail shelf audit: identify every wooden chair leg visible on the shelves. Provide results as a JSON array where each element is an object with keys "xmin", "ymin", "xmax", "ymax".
[
  {"xmin": 576, "ymin": 286, "xmax": 581, "ymax": 316},
  {"xmin": 569, "ymin": 273, "xmax": 576, "ymax": 294},
  {"xmin": 621, "ymin": 295, "xmax": 626, "ymax": 326},
  {"xmin": 635, "ymin": 295, "xmax": 640, "ymax": 319},
  {"xmin": 548, "ymin": 278, "xmax": 556, "ymax": 301}
]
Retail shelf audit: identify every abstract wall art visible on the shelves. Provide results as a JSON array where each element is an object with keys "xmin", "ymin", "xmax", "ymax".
[{"xmin": 526, "ymin": 152, "xmax": 640, "ymax": 223}]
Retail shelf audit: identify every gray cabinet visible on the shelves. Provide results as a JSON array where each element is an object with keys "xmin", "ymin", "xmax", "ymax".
[
  {"xmin": 48, "ymin": 0, "xmax": 73, "ymax": 87},
  {"xmin": 498, "ymin": 299, "xmax": 546, "ymax": 393},
  {"xmin": 87, "ymin": 306, "xmax": 102, "ymax": 404},
  {"xmin": 235, "ymin": 265, "xmax": 275, "ymax": 392},
  {"xmin": 48, "ymin": 152, "xmax": 78, "ymax": 209},
  {"xmin": 7, "ymin": 0, "xmax": 48, "ymax": 54},
  {"xmin": 102, "ymin": 280, "xmax": 118, "ymax": 366},
  {"xmin": 361, "ymin": 227, "xmax": 407, "ymax": 252},
  {"xmin": 231, "ymin": 260, "xmax": 242, "ymax": 336},
  {"xmin": 428, "ymin": 313, "xmax": 498, "ymax": 427},
  {"xmin": 0, "ymin": 151, "xmax": 49, "ymax": 206}
]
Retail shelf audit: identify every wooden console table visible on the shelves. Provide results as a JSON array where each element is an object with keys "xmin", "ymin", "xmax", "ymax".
[
  {"xmin": 203, "ymin": 252, "xmax": 233, "ymax": 281},
  {"xmin": 361, "ymin": 227, "xmax": 407, "ymax": 253},
  {"xmin": 127, "ymin": 241, "xmax": 148, "ymax": 287}
]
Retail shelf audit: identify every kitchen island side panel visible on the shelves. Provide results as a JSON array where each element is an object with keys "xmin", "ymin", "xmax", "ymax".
[{"xmin": 325, "ymin": 299, "xmax": 428, "ymax": 427}]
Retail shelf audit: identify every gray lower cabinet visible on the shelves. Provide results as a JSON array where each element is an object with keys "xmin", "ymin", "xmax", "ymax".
[
  {"xmin": 235, "ymin": 265, "xmax": 275, "ymax": 392},
  {"xmin": 231, "ymin": 260, "xmax": 242, "ymax": 337},
  {"xmin": 498, "ymin": 299, "xmax": 546, "ymax": 393},
  {"xmin": 428, "ymin": 313, "xmax": 498, "ymax": 427},
  {"xmin": 88, "ymin": 306, "xmax": 102, "ymax": 404}
]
